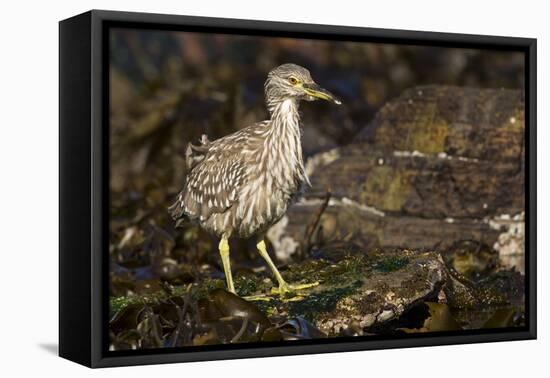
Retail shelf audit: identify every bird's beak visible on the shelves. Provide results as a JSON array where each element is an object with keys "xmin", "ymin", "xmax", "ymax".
[{"xmin": 303, "ymin": 82, "xmax": 342, "ymax": 105}]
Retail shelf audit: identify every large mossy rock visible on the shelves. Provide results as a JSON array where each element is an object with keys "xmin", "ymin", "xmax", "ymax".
[
  {"xmin": 357, "ymin": 86, "xmax": 524, "ymax": 162},
  {"xmin": 306, "ymin": 144, "xmax": 523, "ymax": 219},
  {"xmin": 236, "ymin": 249, "xmax": 447, "ymax": 335},
  {"xmin": 275, "ymin": 85, "xmax": 525, "ymax": 263},
  {"xmin": 287, "ymin": 249, "xmax": 447, "ymax": 334}
]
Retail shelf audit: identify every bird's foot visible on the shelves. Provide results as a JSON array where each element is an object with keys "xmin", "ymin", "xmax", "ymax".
[
  {"xmin": 242, "ymin": 293, "xmax": 272, "ymax": 301},
  {"xmin": 271, "ymin": 281, "xmax": 319, "ymax": 298}
]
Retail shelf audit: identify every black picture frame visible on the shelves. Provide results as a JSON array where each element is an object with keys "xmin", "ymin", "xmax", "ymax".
[{"xmin": 59, "ymin": 9, "xmax": 537, "ymax": 368}]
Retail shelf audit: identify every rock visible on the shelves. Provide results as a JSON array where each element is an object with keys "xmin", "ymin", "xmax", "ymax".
[
  {"xmin": 282, "ymin": 198, "xmax": 502, "ymax": 253},
  {"xmin": 357, "ymin": 85, "xmax": 525, "ymax": 163},
  {"xmin": 304, "ymin": 144, "xmax": 524, "ymax": 219},
  {"xmin": 275, "ymin": 85, "xmax": 525, "ymax": 268},
  {"xmin": 247, "ymin": 248, "xmax": 447, "ymax": 336},
  {"xmin": 399, "ymin": 302, "xmax": 462, "ymax": 333},
  {"xmin": 442, "ymin": 268, "xmax": 525, "ymax": 330},
  {"xmin": 443, "ymin": 240, "xmax": 498, "ymax": 280},
  {"xmin": 444, "ymin": 268, "xmax": 524, "ymax": 310}
]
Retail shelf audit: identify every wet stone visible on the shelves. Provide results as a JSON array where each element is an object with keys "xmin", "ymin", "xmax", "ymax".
[{"xmin": 230, "ymin": 248, "xmax": 447, "ymax": 336}]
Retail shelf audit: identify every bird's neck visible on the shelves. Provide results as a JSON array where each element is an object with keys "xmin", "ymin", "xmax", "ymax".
[
  {"xmin": 269, "ymin": 98, "xmax": 300, "ymax": 133},
  {"xmin": 265, "ymin": 98, "xmax": 308, "ymax": 187}
]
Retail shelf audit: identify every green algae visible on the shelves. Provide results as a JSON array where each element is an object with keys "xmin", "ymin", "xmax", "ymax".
[
  {"xmin": 110, "ymin": 295, "xmax": 139, "ymax": 315},
  {"xmin": 285, "ymin": 255, "xmax": 368, "ymax": 287},
  {"xmin": 371, "ymin": 255, "xmax": 409, "ymax": 273},
  {"xmin": 288, "ymin": 285, "xmax": 359, "ymax": 322},
  {"xmin": 235, "ymin": 275, "xmax": 266, "ymax": 297},
  {"xmin": 110, "ymin": 291, "xmax": 168, "ymax": 317}
]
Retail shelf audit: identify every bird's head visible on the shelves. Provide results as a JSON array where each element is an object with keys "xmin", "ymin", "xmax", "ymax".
[{"xmin": 264, "ymin": 63, "xmax": 341, "ymax": 110}]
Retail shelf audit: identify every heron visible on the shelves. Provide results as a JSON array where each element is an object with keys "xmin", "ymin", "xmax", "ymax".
[{"xmin": 169, "ymin": 63, "xmax": 341, "ymax": 296}]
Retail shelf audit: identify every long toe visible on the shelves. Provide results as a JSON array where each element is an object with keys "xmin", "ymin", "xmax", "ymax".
[
  {"xmin": 271, "ymin": 281, "xmax": 319, "ymax": 297},
  {"xmin": 289, "ymin": 282, "xmax": 319, "ymax": 290}
]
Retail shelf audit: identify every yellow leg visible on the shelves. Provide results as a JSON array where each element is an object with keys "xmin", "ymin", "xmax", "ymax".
[
  {"xmin": 256, "ymin": 239, "xmax": 319, "ymax": 296},
  {"xmin": 219, "ymin": 237, "xmax": 235, "ymax": 294},
  {"xmin": 257, "ymin": 239, "xmax": 287, "ymax": 287}
]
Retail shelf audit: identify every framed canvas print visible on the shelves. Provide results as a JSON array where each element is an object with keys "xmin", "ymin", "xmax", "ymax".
[{"xmin": 59, "ymin": 10, "xmax": 536, "ymax": 368}]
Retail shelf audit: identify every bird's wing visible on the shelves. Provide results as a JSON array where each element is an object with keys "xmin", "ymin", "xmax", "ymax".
[{"xmin": 169, "ymin": 128, "xmax": 262, "ymax": 220}]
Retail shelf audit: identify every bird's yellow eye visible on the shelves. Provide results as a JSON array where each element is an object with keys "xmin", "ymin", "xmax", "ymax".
[{"xmin": 289, "ymin": 77, "xmax": 298, "ymax": 85}]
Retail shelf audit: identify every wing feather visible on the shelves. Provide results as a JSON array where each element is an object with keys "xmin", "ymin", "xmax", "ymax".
[{"xmin": 168, "ymin": 128, "xmax": 256, "ymax": 224}]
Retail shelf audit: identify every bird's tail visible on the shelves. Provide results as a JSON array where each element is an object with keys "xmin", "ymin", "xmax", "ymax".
[
  {"xmin": 168, "ymin": 194, "xmax": 189, "ymax": 228},
  {"xmin": 170, "ymin": 134, "xmax": 211, "ymax": 228}
]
